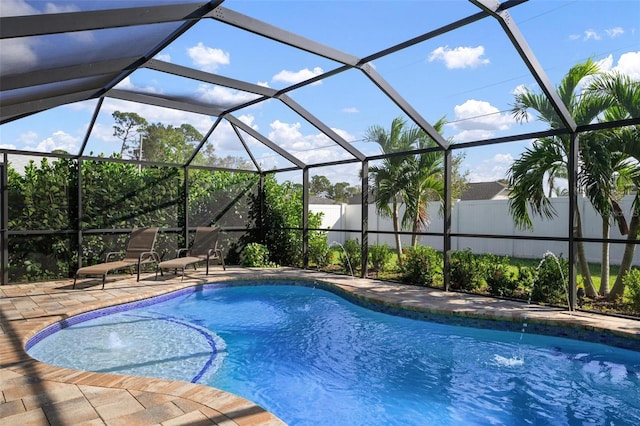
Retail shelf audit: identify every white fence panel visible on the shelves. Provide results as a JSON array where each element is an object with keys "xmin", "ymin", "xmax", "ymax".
[{"xmin": 311, "ymin": 195, "xmax": 639, "ymax": 265}]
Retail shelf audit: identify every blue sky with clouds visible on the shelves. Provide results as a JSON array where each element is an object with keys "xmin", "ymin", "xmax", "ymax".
[{"xmin": 1, "ymin": 0, "xmax": 639, "ymax": 185}]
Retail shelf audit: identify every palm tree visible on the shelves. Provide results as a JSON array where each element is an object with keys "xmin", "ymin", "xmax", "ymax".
[
  {"xmin": 403, "ymin": 117, "xmax": 447, "ymax": 247},
  {"xmin": 366, "ymin": 117, "xmax": 415, "ymax": 267},
  {"xmin": 587, "ymin": 72, "xmax": 640, "ymax": 300},
  {"xmin": 547, "ymin": 164, "xmax": 568, "ymax": 198},
  {"xmin": 509, "ymin": 59, "xmax": 613, "ymax": 298}
]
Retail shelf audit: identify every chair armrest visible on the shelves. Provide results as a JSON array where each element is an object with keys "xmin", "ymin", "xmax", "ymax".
[
  {"xmin": 177, "ymin": 248, "xmax": 189, "ymax": 257},
  {"xmin": 105, "ymin": 251, "xmax": 122, "ymax": 262},
  {"xmin": 138, "ymin": 250, "xmax": 160, "ymax": 264},
  {"xmin": 205, "ymin": 246, "xmax": 224, "ymax": 260}
]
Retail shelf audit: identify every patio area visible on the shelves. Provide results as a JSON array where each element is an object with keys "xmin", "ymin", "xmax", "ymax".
[{"xmin": 1, "ymin": 267, "xmax": 639, "ymax": 425}]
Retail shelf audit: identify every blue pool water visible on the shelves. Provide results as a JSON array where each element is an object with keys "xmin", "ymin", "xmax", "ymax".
[{"xmin": 28, "ymin": 282, "xmax": 640, "ymax": 425}]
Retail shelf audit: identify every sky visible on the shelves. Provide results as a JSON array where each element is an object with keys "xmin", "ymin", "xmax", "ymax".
[{"xmin": 1, "ymin": 0, "xmax": 639, "ymax": 187}]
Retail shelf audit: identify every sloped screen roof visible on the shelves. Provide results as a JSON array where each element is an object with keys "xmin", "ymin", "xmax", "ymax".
[{"xmin": 1, "ymin": 0, "xmax": 639, "ymax": 175}]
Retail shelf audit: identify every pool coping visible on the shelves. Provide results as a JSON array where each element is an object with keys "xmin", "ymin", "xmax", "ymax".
[{"xmin": 2, "ymin": 267, "xmax": 639, "ymax": 425}]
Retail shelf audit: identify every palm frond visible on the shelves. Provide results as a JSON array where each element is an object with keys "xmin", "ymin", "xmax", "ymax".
[{"xmin": 507, "ymin": 140, "xmax": 562, "ymax": 228}]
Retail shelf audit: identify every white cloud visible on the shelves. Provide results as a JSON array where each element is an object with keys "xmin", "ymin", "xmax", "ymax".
[
  {"xmin": 0, "ymin": 0, "xmax": 38, "ymax": 16},
  {"xmin": 597, "ymin": 52, "xmax": 640, "ymax": 81},
  {"xmin": 341, "ymin": 107, "xmax": 359, "ymax": 114},
  {"xmin": 596, "ymin": 55, "xmax": 615, "ymax": 73},
  {"xmin": 272, "ymin": 67, "xmax": 324, "ymax": 85},
  {"xmin": 453, "ymin": 129, "xmax": 496, "ymax": 142},
  {"xmin": 101, "ymin": 98, "xmax": 214, "ymax": 137},
  {"xmin": 27, "ymin": 131, "xmax": 80, "ymax": 153},
  {"xmin": 511, "ymin": 84, "xmax": 529, "ymax": 96},
  {"xmin": 0, "ymin": 39, "xmax": 38, "ymax": 74},
  {"xmin": 267, "ymin": 120, "xmax": 354, "ymax": 164},
  {"xmin": 113, "ymin": 76, "xmax": 135, "ymax": 91},
  {"xmin": 447, "ymin": 99, "xmax": 515, "ymax": 142},
  {"xmin": 584, "ymin": 29, "xmax": 602, "ymax": 41},
  {"xmin": 113, "ymin": 76, "xmax": 162, "ymax": 94},
  {"xmin": 612, "ymin": 51, "xmax": 640, "ymax": 80},
  {"xmin": 467, "ymin": 153, "xmax": 514, "ymax": 182},
  {"xmin": 605, "ymin": 27, "xmax": 624, "ymax": 38},
  {"xmin": 574, "ymin": 27, "xmax": 626, "ymax": 42},
  {"xmin": 44, "ymin": 3, "xmax": 79, "ymax": 13},
  {"xmin": 88, "ymin": 123, "xmax": 117, "ymax": 143},
  {"xmin": 428, "ymin": 45, "xmax": 490, "ymax": 69},
  {"xmin": 195, "ymin": 84, "xmax": 261, "ymax": 107},
  {"xmin": 18, "ymin": 130, "xmax": 39, "ymax": 146},
  {"xmin": 187, "ymin": 42, "xmax": 230, "ymax": 72},
  {"xmin": 154, "ymin": 53, "xmax": 171, "ymax": 62},
  {"xmin": 331, "ymin": 127, "xmax": 356, "ymax": 142},
  {"xmin": 493, "ymin": 153, "xmax": 514, "ymax": 164},
  {"xmin": 238, "ymin": 114, "xmax": 258, "ymax": 130},
  {"xmin": 206, "ymin": 120, "xmax": 247, "ymax": 152}
]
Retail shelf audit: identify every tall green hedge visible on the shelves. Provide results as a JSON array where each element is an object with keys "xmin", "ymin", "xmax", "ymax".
[{"xmin": 7, "ymin": 158, "xmax": 258, "ymax": 282}]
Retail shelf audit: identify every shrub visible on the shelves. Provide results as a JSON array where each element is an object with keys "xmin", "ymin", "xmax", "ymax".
[
  {"xmin": 241, "ymin": 243, "xmax": 278, "ymax": 267},
  {"xmin": 339, "ymin": 239, "xmax": 361, "ymax": 275},
  {"xmin": 518, "ymin": 266, "xmax": 535, "ymax": 297},
  {"xmin": 308, "ymin": 230, "xmax": 330, "ymax": 268},
  {"xmin": 624, "ymin": 268, "xmax": 640, "ymax": 313},
  {"xmin": 450, "ymin": 248, "xmax": 482, "ymax": 291},
  {"xmin": 369, "ymin": 243, "xmax": 393, "ymax": 273},
  {"xmin": 402, "ymin": 245, "xmax": 442, "ymax": 286},
  {"xmin": 242, "ymin": 175, "xmax": 324, "ymax": 267},
  {"xmin": 483, "ymin": 255, "xmax": 519, "ymax": 298},
  {"xmin": 531, "ymin": 252, "xmax": 568, "ymax": 305}
]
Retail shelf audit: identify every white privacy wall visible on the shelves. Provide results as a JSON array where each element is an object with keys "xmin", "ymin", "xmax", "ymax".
[{"xmin": 311, "ymin": 196, "xmax": 639, "ymax": 265}]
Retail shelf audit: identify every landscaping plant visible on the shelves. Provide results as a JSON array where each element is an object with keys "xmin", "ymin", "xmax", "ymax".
[
  {"xmin": 241, "ymin": 243, "xmax": 278, "ymax": 267},
  {"xmin": 484, "ymin": 255, "xmax": 520, "ymax": 298},
  {"xmin": 401, "ymin": 245, "xmax": 442, "ymax": 286},
  {"xmin": 369, "ymin": 243, "xmax": 393, "ymax": 273},
  {"xmin": 531, "ymin": 252, "xmax": 569, "ymax": 305},
  {"xmin": 623, "ymin": 268, "xmax": 640, "ymax": 313},
  {"xmin": 450, "ymin": 248, "xmax": 483, "ymax": 291}
]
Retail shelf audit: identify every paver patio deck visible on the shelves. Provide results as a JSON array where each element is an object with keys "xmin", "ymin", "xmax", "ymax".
[{"xmin": 2, "ymin": 267, "xmax": 639, "ymax": 425}]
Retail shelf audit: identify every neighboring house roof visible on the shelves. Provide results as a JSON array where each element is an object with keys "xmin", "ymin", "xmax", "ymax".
[
  {"xmin": 346, "ymin": 190, "xmax": 375, "ymax": 204},
  {"xmin": 459, "ymin": 181, "xmax": 511, "ymax": 201},
  {"xmin": 309, "ymin": 195, "xmax": 338, "ymax": 205}
]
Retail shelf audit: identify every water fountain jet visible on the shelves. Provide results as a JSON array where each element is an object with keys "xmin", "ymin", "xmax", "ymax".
[{"xmin": 329, "ymin": 241, "xmax": 354, "ymax": 278}]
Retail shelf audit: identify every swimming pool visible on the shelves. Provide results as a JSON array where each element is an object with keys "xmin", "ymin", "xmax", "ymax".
[{"xmin": 28, "ymin": 280, "xmax": 640, "ymax": 425}]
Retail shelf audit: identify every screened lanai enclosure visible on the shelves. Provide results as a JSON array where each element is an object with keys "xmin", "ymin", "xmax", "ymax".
[{"xmin": 1, "ymin": 0, "xmax": 639, "ymax": 312}]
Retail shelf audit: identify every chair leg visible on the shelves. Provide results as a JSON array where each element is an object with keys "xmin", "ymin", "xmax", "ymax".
[
  {"xmin": 73, "ymin": 275, "xmax": 78, "ymax": 289},
  {"xmin": 219, "ymin": 250, "xmax": 226, "ymax": 270},
  {"xmin": 101, "ymin": 274, "xmax": 106, "ymax": 290}
]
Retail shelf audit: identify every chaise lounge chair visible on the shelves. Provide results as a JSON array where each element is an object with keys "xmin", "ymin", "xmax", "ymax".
[
  {"xmin": 156, "ymin": 226, "xmax": 225, "ymax": 280},
  {"xmin": 73, "ymin": 227, "xmax": 160, "ymax": 289}
]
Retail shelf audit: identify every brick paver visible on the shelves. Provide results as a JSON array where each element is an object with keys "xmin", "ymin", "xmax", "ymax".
[{"xmin": 1, "ymin": 267, "xmax": 638, "ymax": 425}]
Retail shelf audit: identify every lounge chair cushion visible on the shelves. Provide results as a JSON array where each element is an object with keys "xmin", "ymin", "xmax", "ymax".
[
  {"xmin": 158, "ymin": 256, "xmax": 202, "ymax": 271},
  {"xmin": 76, "ymin": 260, "xmax": 137, "ymax": 277}
]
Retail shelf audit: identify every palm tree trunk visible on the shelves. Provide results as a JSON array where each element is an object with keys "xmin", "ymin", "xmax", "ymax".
[
  {"xmin": 393, "ymin": 201, "xmax": 404, "ymax": 268},
  {"xmin": 600, "ymin": 218, "xmax": 610, "ymax": 296},
  {"xmin": 609, "ymin": 212, "xmax": 640, "ymax": 300},
  {"xmin": 576, "ymin": 209, "xmax": 598, "ymax": 297}
]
